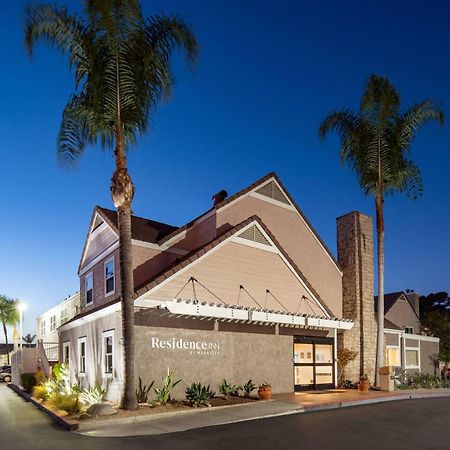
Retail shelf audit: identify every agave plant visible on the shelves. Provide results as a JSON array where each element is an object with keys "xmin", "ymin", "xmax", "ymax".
[
  {"xmin": 185, "ymin": 383, "xmax": 212, "ymax": 407},
  {"xmin": 79, "ymin": 386, "xmax": 106, "ymax": 407},
  {"xmin": 153, "ymin": 369, "xmax": 181, "ymax": 405}
]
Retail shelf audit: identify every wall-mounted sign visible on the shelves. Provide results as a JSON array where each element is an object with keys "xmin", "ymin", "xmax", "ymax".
[{"xmin": 151, "ymin": 337, "xmax": 220, "ymax": 356}]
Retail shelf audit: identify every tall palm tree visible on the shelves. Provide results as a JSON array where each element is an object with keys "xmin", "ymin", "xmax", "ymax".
[
  {"xmin": 24, "ymin": 0, "xmax": 198, "ymax": 409},
  {"xmin": 0, "ymin": 296, "xmax": 19, "ymax": 365},
  {"xmin": 319, "ymin": 75, "xmax": 443, "ymax": 384}
]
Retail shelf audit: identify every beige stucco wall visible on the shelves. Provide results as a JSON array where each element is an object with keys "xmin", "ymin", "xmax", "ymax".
[
  {"xmin": 217, "ymin": 196, "xmax": 342, "ymax": 317},
  {"xmin": 134, "ymin": 323, "xmax": 294, "ymax": 399},
  {"xmin": 59, "ymin": 310, "xmax": 123, "ymax": 402},
  {"xmin": 420, "ymin": 340, "xmax": 440, "ymax": 375},
  {"xmin": 148, "ymin": 240, "xmax": 327, "ymax": 316}
]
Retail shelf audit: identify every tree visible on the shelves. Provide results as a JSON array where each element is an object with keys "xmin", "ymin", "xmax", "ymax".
[
  {"xmin": 23, "ymin": 333, "xmax": 36, "ymax": 346},
  {"xmin": 25, "ymin": 0, "xmax": 198, "ymax": 409},
  {"xmin": 0, "ymin": 296, "xmax": 19, "ymax": 365},
  {"xmin": 319, "ymin": 75, "xmax": 443, "ymax": 384}
]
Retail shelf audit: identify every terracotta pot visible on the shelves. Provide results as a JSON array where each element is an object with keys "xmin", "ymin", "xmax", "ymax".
[
  {"xmin": 358, "ymin": 380, "xmax": 370, "ymax": 392},
  {"xmin": 258, "ymin": 388, "xmax": 272, "ymax": 400}
]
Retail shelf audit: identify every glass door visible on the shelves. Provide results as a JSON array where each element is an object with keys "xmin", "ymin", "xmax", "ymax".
[{"xmin": 294, "ymin": 336, "xmax": 335, "ymax": 391}]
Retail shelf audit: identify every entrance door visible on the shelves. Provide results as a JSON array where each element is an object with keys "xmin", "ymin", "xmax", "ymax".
[{"xmin": 293, "ymin": 336, "xmax": 335, "ymax": 391}]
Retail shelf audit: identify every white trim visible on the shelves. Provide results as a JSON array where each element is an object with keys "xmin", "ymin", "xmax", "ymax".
[
  {"xmin": 131, "ymin": 239, "xmax": 188, "ymax": 256},
  {"xmin": 231, "ymin": 236, "xmax": 278, "ymax": 253},
  {"xmin": 79, "ymin": 213, "xmax": 119, "ymax": 270},
  {"xmin": 138, "ymin": 219, "xmax": 331, "ymax": 318},
  {"xmin": 59, "ymin": 302, "xmax": 121, "ymax": 331},
  {"xmin": 249, "ymin": 192, "xmax": 296, "ymax": 211},
  {"xmin": 85, "ymin": 271, "xmax": 94, "ymax": 306},
  {"xmin": 78, "ymin": 336, "xmax": 87, "ymax": 375},
  {"xmin": 404, "ymin": 333, "xmax": 439, "ymax": 343},
  {"xmin": 102, "ymin": 330, "xmax": 114, "ymax": 378},
  {"xmin": 104, "ymin": 257, "xmax": 115, "ymax": 297},
  {"xmin": 405, "ymin": 346, "xmax": 420, "ymax": 370},
  {"xmin": 79, "ymin": 241, "xmax": 119, "ymax": 276},
  {"xmin": 220, "ymin": 177, "xmax": 342, "ymax": 275},
  {"xmin": 384, "ymin": 328, "xmax": 403, "ymax": 335}
]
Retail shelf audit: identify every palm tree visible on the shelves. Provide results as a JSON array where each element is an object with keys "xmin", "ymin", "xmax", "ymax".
[
  {"xmin": 24, "ymin": 0, "xmax": 198, "ymax": 409},
  {"xmin": 23, "ymin": 333, "xmax": 36, "ymax": 346},
  {"xmin": 319, "ymin": 75, "xmax": 443, "ymax": 385},
  {"xmin": 0, "ymin": 296, "xmax": 19, "ymax": 365}
]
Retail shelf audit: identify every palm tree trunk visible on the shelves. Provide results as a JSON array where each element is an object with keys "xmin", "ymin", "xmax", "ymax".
[
  {"xmin": 3, "ymin": 322, "xmax": 9, "ymax": 365},
  {"xmin": 112, "ymin": 128, "xmax": 137, "ymax": 411},
  {"xmin": 375, "ymin": 191, "xmax": 385, "ymax": 386}
]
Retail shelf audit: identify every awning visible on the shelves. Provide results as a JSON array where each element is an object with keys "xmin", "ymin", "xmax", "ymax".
[{"xmin": 139, "ymin": 299, "xmax": 353, "ymax": 330}]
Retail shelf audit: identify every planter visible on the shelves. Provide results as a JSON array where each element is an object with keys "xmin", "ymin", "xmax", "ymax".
[
  {"xmin": 258, "ymin": 387, "xmax": 272, "ymax": 400},
  {"xmin": 358, "ymin": 380, "xmax": 370, "ymax": 392}
]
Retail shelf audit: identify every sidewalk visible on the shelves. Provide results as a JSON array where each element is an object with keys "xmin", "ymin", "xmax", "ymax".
[{"xmin": 77, "ymin": 388, "xmax": 450, "ymax": 437}]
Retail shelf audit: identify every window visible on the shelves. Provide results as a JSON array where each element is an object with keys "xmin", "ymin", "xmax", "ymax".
[
  {"xmin": 60, "ymin": 308, "xmax": 68, "ymax": 325},
  {"xmin": 104, "ymin": 258, "xmax": 115, "ymax": 295},
  {"xmin": 102, "ymin": 330, "xmax": 114, "ymax": 376},
  {"xmin": 50, "ymin": 315, "xmax": 56, "ymax": 332},
  {"xmin": 385, "ymin": 346, "xmax": 400, "ymax": 366},
  {"xmin": 404, "ymin": 326, "xmax": 414, "ymax": 335},
  {"xmin": 40, "ymin": 319, "xmax": 46, "ymax": 337},
  {"xmin": 405, "ymin": 348, "xmax": 419, "ymax": 368},
  {"xmin": 85, "ymin": 273, "xmax": 93, "ymax": 305},
  {"xmin": 62, "ymin": 342, "xmax": 70, "ymax": 365},
  {"xmin": 78, "ymin": 337, "xmax": 87, "ymax": 374}
]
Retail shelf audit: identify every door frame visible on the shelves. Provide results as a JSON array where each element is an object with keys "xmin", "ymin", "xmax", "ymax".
[{"xmin": 293, "ymin": 336, "xmax": 335, "ymax": 391}]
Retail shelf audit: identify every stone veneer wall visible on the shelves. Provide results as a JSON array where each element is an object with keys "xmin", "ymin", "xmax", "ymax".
[{"xmin": 337, "ymin": 212, "xmax": 377, "ymax": 382}]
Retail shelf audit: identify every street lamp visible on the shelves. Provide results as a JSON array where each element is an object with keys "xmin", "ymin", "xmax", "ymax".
[{"xmin": 17, "ymin": 302, "xmax": 27, "ymax": 350}]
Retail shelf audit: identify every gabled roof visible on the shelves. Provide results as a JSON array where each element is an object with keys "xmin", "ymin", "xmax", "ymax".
[
  {"xmin": 157, "ymin": 172, "xmax": 341, "ymax": 272},
  {"xmin": 375, "ymin": 291, "xmax": 420, "ymax": 320},
  {"xmin": 79, "ymin": 206, "xmax": 178, "ymax": 272},
  {"xmin": 97, "ymin": 207, "xmax": 178, "ymax": 243},
  {"xmin": 384, "ymin": 318, "xmax": 402, "ymax": 331},
  {"xmin": 133, "ymin": 215, "xmax": 334, "ymax": 317}
]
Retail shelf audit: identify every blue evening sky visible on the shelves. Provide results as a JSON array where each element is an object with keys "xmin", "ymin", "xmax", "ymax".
[{"xmin": 1, "ymin": 0, "xmax": 449, "ymax": 337}]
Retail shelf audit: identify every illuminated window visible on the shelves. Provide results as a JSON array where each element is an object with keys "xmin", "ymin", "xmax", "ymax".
[
  {"xmin": 385, "ymin": 346, "xmax": 400, "ymax": 366},
  {"xmin": 405, "ymin": 349, "xmax": 419, "ymax": 368}
]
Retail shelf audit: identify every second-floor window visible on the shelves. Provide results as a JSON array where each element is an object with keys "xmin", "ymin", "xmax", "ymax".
[
  {"xmin": 404, "ymin": 326, "xmax": 414, "ymax": 335},
  {"xmin": 85, "ymin": 273, "xmax": 93, "ymax": 305},
  {"xmin": 50, "ymin": 315, "xmax": 56, "ymax": 332},
  {"xmin": 60, "ymin": 308, "xmax": 68, "ymax": 325},
  {"xmin": 40, "ymin": 319, "xmax": 46, "ymax": 337},
  {"xmin": 105, "ymin": 258, "xmax": 115, "ymax": 295}
]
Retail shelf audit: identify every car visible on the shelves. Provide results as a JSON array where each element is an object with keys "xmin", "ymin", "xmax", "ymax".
[{"xmin": 0, "ymin": 366, "xmax": 11, "ymax": 383}]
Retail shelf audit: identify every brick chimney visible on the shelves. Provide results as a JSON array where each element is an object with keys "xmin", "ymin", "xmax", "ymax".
[{"xmin": 337, "ymin": 211, "xmax": 377, "ymax": 382}]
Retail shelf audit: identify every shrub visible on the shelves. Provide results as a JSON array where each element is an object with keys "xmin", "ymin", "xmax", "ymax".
[
  {"xmin": 21, "ymin": 373, "xmax": 37, "ymax": 393},
  {"xmin": 218, "ymin": 379, "xmax": 240, "ymax": 397},
  {"xmin": 47, "ymin": 393, "xmax": 80, "ymax": 414},
  {"xmin": 32, "ymin": 385, "xmax": 48, "ymax": 401},
  {"xmin": 337, "ymin": 348, "xmax": 358, "ymax": 386},
  {"xmin": 395, "ymin": 372, "xmax": 450, "ymax": 390},
  {"xmin": 35, "ymin": 369, "xmax": 46, "ymax": 386},
  {"xmin": 153, "ymin": 369, "xmax": 181, "ymax": 405},
  {"xmin": 136, "ymin": 377, "xmax": 154, "ymax": 404},
  {"xmin": 185, "ymin": 383, "xmax": 211, "ymax": 407},
  {"xmin": 79, "ymin": 386, "xmax": 106, "ymax": 407},
  {"xmin": 242, "ymin": 380, "xmax": 256, "ymax": 397}
]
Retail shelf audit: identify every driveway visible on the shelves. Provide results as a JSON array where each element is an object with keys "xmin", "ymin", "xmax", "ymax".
[{"xmin": 1, "ymin": 383, "xmax": 449, "ymax": 450}]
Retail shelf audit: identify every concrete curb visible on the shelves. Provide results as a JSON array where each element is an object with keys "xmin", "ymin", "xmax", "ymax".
[
  {"xmin": 78, "ymin": 399, "xmax": 268, "ymax": 432},
  {"xmin": 7, "ymin": 384, "xmax": 79, "ymax": 431}
]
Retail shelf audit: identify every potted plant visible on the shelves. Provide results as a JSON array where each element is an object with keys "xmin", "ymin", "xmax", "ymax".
[
  {"xmin": 358, "ymin": 374, "xmax": 370, "ymax": 392},
  {"xmin": 258, "ymin": 382, "xmax": 272, "ymax": 400}
]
